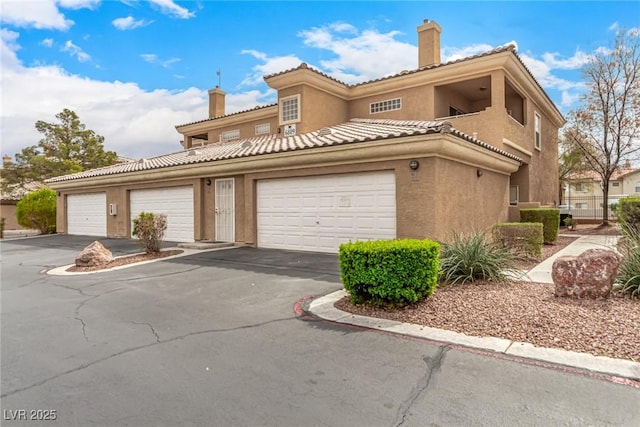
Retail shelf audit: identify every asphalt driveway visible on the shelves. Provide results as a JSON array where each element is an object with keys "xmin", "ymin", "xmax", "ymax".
[{"xmin": 1, "ymin": 235, "xmax": 638, "ymax": 426}]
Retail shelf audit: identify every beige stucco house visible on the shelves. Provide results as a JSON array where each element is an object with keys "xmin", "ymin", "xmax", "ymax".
[{"xmin": 46, "ymin": 19, "xmax": 564, "ymax": 253}]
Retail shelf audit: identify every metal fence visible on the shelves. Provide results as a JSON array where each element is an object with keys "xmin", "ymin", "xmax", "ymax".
[{"xmin": 561, "ymin": 194, "xmax": 628, "ymax": 220}]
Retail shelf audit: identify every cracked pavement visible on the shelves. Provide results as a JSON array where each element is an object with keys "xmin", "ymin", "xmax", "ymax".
[{"xmin": 2, "ymin": 235, "xmax": 639, "ymax": 426}]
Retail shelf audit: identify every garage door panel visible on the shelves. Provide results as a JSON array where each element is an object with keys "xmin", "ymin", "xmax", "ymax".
[
  {"xmin": 130, "ymin": 187, "xmax": 194, "ymax": 243},
  {"xmin": 257, "ymin": 171, "xmax": 396, "ymax": 253},
  {"xmin": 67, "ymin": 193, "xmax": 107, "ymax": 237}
]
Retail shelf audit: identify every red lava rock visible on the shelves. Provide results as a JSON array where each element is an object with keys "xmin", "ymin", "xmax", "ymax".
[
  {"xmin": 552, "ymin": 249, "xmax": 622, "ymax": 299},
  {"xmin": 75, "ymin": 241, "xmax": 114, "ymax": 267}
]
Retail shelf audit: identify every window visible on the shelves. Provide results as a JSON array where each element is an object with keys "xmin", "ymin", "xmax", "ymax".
[
  {"xmin": 280, "ymin": 95, "xmax": 300, "ymax": 124},
  {"xmin": 612, "ymin": 181, "xmax": 620, "ymax": 187},
  {"xmin": 576, "ymin": 202, "xmax": 588, "ymax": 209},
  {"xmin": 221, "ymin": 129, "xmax": 240, "ymax": 142},
  {"xmin": 255, "ymin": 123, "xmax": 270, "ymax": 135},
  {"xmin": 370, "ymin": 98, "xmax": 401, "ymax": 114},
  {"xmin": 534, "ymin": 113, "xmax": 541, "ymax": 150},
  {"xmin": 509, "ymin": 185, "xmax": 519, "ymax": 205},
  {"xmin": 574, "ymin": 182, "xmax": 587, "ymax": 192},
  {"xmin": 449, "ymin": 105, "xmax": 466, "ymax": 116},
  {"xmin": 635, "ymin": 181, "xmax": 640, "ymax": 193}
]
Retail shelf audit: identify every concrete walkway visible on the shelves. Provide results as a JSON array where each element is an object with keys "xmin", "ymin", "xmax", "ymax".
[{"xmin": 307, "ymin": 233, "xmax": 640, "ymax": 381}]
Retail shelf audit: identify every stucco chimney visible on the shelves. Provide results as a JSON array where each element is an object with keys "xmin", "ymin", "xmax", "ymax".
[
  {"xmin": 208, "ymin": 86, "xmax": 226, "ymax": 118},
  {"xmin": 417, "ymin": 19, "xmax": 442, "ymax": 68},
  {"xmin": 2, "ymin": 155, "xmax": 12, "ymax": 167}
]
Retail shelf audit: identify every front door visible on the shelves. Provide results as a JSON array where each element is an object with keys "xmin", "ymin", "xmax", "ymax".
[{"xmin": 215, "ymin": 178, "xmax": 235, "ymax": 242}]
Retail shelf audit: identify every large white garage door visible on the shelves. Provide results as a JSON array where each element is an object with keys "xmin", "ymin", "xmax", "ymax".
[
  {"xmin": 67, "ymin": 193, "xmax": 107, "ymax": 237},
  {"xmin": 130, "ymin": 186, "xmax": 194, "ymax": 243},
  {"xmin": 257, "ymin": 171, "xmax": 396, "ymax": 253}
]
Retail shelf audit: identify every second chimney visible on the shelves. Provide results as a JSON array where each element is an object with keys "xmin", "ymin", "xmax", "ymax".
[
  {"xmin": 417, "ymin": 19, "xmax": 441, "ymax": 68},
  {"xmin": 208, "ymin": 86, "xmax": 226, "ymax": 118}
]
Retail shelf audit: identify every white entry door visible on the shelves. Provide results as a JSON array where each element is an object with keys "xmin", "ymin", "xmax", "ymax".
[
  {"xmin": 215, "ymin": 178, "xmax": 235, "ymax": 242},
  {"xmin": 257, "ymin": 171, "xmax": 396, "ymax": 253}
]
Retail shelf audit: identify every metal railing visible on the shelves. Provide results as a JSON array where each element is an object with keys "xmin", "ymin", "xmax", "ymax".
[{"xmin": 561, "ymin": 194, "xmax": 629, "ymax": 220}]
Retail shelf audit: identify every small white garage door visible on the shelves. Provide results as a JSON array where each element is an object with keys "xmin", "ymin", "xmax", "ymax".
[
  {"xmin": 130, "ymin": 186, "xmax": 194, "ymax": 243},
  {"xmin": 67, "ymin": 193, "xmax": 107, "ymax": 237},
  {"xmin": 257, "ymin": 171, "xmax": 396, "ymax": 253}
]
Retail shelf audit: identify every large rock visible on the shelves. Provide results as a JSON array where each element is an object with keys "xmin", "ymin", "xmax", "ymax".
[
  {"xmin": 552, "ymin": 249, "xmax": 622, "ymax": 299},
  {"xmin": 75, "ymin": 241, "xmax": 113, "ymax": 267}
]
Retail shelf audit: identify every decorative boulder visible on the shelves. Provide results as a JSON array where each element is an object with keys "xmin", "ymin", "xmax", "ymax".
[
  {"xmin": 552, "ymin": 249, "xmax": 622, "ymax": 299},
  {"xmin": 75, "ymin": 241, "xmax": 113, "ymax": 267}
]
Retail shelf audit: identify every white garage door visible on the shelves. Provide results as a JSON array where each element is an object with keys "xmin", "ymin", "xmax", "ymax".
[
  {"xmin": 130, "ymin": 186, "xmax": 194, "ymax": 243},
  {"xmin": 257, "ymin": 171, "xmax": 396, "ymax": 253},
  {"xmin": 67, "ymin": 193, "xmax": 107, "ymax": 237}
]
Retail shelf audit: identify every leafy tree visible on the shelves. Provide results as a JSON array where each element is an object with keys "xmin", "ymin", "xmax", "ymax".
[
  {"xmin": 132, "ymin": 212, "xmax": 168, "ymax": 253},
  {"xmin": 1, "ymin": 109, "xmax": 118, "ymax": 193},
  {"xmin": 15, "ymin": 188, "xmax": 56, "ymax": 234},
  {"xmin": 564, "ymin": 28, "xmax": 640, "ymax": 225}
]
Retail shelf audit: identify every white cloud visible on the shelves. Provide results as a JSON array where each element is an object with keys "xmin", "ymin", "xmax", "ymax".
[
  {"xmin": 298, "ymin": 24, "xmax": 416, "ymax": 84},
  {"xmin": 541, "ymin": 50, "xmax": 592, "ymax": 70},
  {"xmin": 40, "ymin": 38, "xmax": 54, "ymax": 48},
  {"xmin": 62, "ymin": 40, "xmax": 91, "ymax": 62},
  {"xmin": 239, "ymin": 50, "xmax": 303, "ymax": 86},
  {"xmin": 141, "ymin": 53, "xmax": 181, "ymax": 68},
  {"xmin": 0, "ymin": 0, "xmax": 74, "ymax": 30},
  {"xmin": 57, "ymin": 0, "xmax": 100, "ymax": 9},
  {"xmin": 0, "ymin": 31, "xmax": 213, "ymax": 159},
  {"xmin": 443, "ymin": 43, "xmax": 495, "ymax": 62},
  {"xmin": 112, "ymin": 16, "xmax": 150, "ymax": 31},
  {"xmin": 148, "ymin": 0, "xmax": 195, "ymax": 19}
]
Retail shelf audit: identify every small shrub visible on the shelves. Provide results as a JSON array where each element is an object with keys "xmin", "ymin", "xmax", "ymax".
[
  {"xmin": 0, "ymin": 217, "xmax": 5, "ymax": 238},
  {"xmin": 439, "ymin": 231, "xmax": 516, "ymax": 285},
  {"xmin": 132, "ymin": 212, "xmax": 167, "ymax": 253},
  {"xmin": 563, "ymin": 217, "xmax": 578, "ymax": 229},
  {"xmin": 520, "ymin": 208, "xmax": 560, "ymax": 244},
  {"xmin": 492, "ymin": 222, "xmax": 543, "ymax": 257},
  {"xmin": 616, "ymin": 223, "xmax": 640, "ymax": 298},
  {"xmin": 339, "ymin": 239, "xmax": 440, "ymax": 307},
  {"xmin": 15, "ymin": 188, "xmax": 57, "ymax": 234},
  {"xmin": 617, "ymin": 197, "xmax": 640, "ymax": 235}
]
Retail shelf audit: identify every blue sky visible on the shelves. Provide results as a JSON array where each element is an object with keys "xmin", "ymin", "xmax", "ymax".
[{"xmin": 1, "ymin": 1, "xmax": 639, "ymax": 159}]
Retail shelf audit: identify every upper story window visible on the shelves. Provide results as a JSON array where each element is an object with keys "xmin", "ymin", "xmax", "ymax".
[
  {"xmin": 280, "ymin": 95, "xmax": 300, "ymax": 124},
  {"xmin": 611, "ymin": 181, "xmax": 620, "ymax": 187},
  {"xmin": 221, "ymin": 129, "xmax": 240, "ymax": 142},
  {"xmin": 370, "ymin": 98, "xmax": 402, "ymax": 114},
  {"xmin": 574, "ymin": 182, "xmax": 587, "ymax": 192},
  {"xmin": 255, "ymin": 123, "xmax": 271, "ymax": 135},
  {"xmin": 534, "ymin": 112, "xmax": 541, "ymax": 150}
]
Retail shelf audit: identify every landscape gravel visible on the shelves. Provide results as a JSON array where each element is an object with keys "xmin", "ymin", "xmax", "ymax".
[{"xmin": 335, "ymin": 226, "xmax": 639, "ymax": 362}]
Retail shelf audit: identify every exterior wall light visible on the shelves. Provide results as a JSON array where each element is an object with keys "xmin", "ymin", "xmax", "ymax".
[
  {"xmin": 409, "ymin": 160, "xmax": 420, "ymax": 170},
  {"xmin": 206, "ymin": 179, "xmax": 212, "ymax": 186},
  {"xmin": 477, "ymin": 169, "xmax": 483, "ymax": 177}
]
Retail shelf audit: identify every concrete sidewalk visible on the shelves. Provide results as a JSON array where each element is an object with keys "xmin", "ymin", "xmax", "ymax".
[{"xmin": 307, "ymin": 233, "xmax": 640, "ymax": 381}]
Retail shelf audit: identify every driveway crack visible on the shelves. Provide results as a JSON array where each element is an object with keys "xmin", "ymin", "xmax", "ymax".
[
  {"xmin": 129, "ymin": 321, "xmax": 161, "ymax": 343},
  {"xmin": 0, "ymin": 316, "xmax": 295, "ymax": 399},
  {"xmin": 393, "ymin": 346, "xmax": 449, "ymax": 427}
]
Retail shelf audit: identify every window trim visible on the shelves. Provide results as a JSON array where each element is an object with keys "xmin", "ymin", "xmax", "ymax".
[
  {"xmin": 370, "ymin": 98, "xmax": 402, "ymax": 114},
  {"xmin": 255, "ymin": 123, "xmax": 271, "ymax": 135},
  {"xmin": 534, "ymin": 112, "xmax": 541, "ymax": 151},
  {"xmin": 221, "ymin": 129, "xmax": 240, "ymax": 142},
  {"xmin": 279, "ymin": 94, "xmax": 300, "ymax": 125}
]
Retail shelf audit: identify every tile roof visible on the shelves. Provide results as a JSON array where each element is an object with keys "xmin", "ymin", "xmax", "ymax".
[
  {"xmin": 45, "ymin": 119, "xmax": 522, "ymax": 184},
  {"xmin": 567, "ymin": 167, "xmax": 639, "ymax": 181},
  {"xmin": 175, "ymin": 103, "xmax": 277, "ymax": 128}
]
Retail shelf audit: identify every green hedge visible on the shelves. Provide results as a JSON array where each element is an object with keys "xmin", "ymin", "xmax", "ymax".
[
  {"xmin": 339, "ymin": 239, "xmax": 440, "ymax": 307},
  {"xmin": 519, "ymin": 208, "xmax": 559, "ymax": 244},
  {"xmin": 492, "ymin": 222, "xmax": 543, "ymax": 257},
  {"xmin": 617, "ymin": 197, "xmax": 640, "ymax": 235}
]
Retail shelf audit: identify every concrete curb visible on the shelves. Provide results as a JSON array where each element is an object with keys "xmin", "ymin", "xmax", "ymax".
[
  {"xmin": 308, "ymin": 290, "xmax": 640, "ymax": 381},
  {"xmin": 46, "ymin": 245, "xmax": 239, "ymax": 276}
]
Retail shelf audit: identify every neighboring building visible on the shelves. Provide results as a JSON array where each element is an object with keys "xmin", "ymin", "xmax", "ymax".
[
  {"xmin": 563, "ymin": 162, "xmax": 640, "ymax": 219},
  {"xmin": 46, "ymin": 19, "xmax": 564, "ymax": 253}
]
